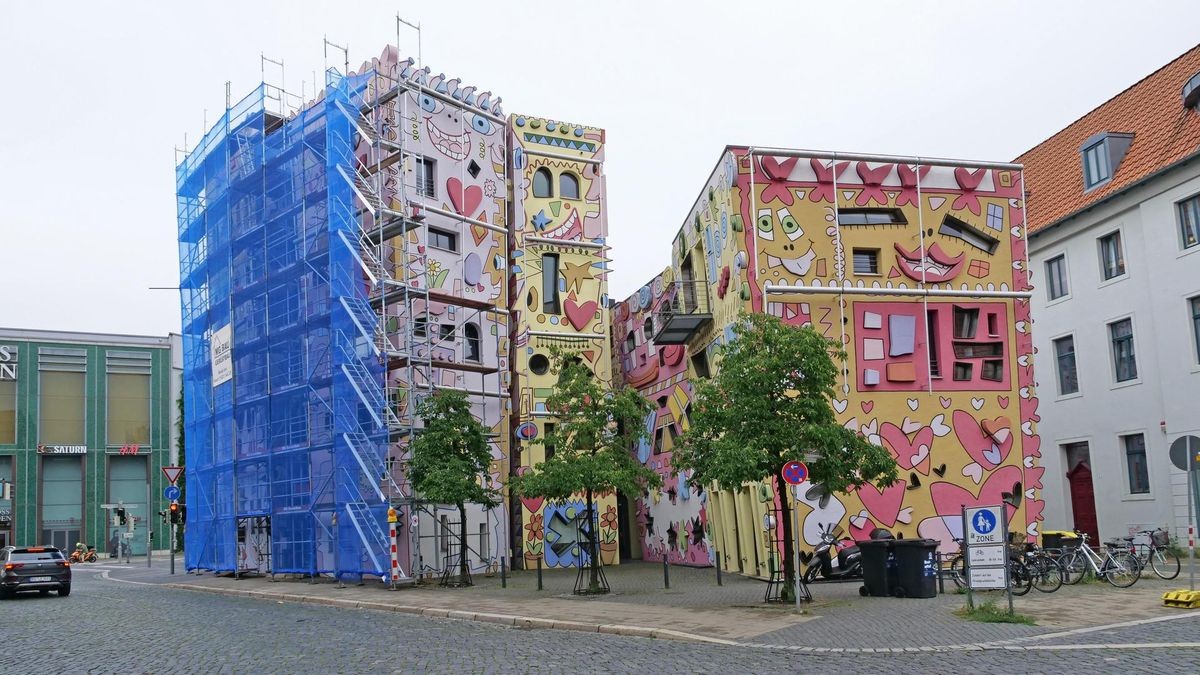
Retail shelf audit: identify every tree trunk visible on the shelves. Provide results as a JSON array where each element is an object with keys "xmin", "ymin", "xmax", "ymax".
[
  {"xmin": 776, "ymin": 471, "xmax": 796, "ymax": 603},
  {"xmin": 458, "ymin": 503, "xmax": 470, "ymax": 583},
  {"xmin": 585, "ymin": 487, "xmax": 599, "ymax": 591}
]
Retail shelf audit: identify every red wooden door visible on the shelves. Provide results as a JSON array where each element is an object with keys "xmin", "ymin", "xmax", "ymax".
[{"xmin": 1066, "ymin": 462, "xmax": 1099, "ymax": 543}]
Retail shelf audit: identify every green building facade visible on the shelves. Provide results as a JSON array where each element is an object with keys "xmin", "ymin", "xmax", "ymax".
[{"xmin": 0, "ymin": 329, "xmax": 178, "ymax": 556}]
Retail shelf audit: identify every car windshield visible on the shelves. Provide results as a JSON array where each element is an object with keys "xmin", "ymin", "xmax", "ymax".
[{"xmin": 11, "ymin": 550, "xmax": 64, "ymax": 562}]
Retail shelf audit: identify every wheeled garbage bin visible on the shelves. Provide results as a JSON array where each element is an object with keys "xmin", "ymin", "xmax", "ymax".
[
  {"xmin": 890, "ymin": 538, "xmax": 939, "ymax": 598},
  {"xmin": 857, "ymin": 539, "xmax": 895, "ymax": 597}
]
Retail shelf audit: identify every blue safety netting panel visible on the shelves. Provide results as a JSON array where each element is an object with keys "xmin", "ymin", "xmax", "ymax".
[{"xmin": 177, "ymin": 70, "xmax": 392, "ymax": 580}]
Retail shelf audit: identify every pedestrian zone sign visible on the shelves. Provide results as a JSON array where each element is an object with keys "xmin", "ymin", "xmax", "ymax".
[{"xmin": 965, "ymin": 505, "xmax": 1003, "ymax": 545}]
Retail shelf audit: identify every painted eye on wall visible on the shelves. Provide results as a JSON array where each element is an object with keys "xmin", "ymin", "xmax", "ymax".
[
  {"xmin": 777, "ymin": 208, "xmax": 803, "ymax": 241},
  {"xmin": 465, "ymin": 112, "xmax": 495, "ymax": 135},
  {"xmin": 756, "ymin": 208, "xmax": 774, "ymax": 240},
  {"xmin": 418, "ymin": 94, "xmax": 440, "ymax": 114}
]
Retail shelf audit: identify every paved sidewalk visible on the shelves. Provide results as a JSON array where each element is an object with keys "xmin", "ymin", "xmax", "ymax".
[{"xmin": 91, "ymin": 558, "xmax": 1199, "ymax": 649}]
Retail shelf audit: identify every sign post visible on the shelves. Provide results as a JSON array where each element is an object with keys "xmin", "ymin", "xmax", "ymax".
[
  {"xmin": 1169, "ymin": 435, "xmax": 1200, "ymax": 592},
  {"xmin": 962, "ymin": 504, "xmax": 1011, "ymax": 614},
  {"xmin": 782, "ymin": 461, "xmax": 809, "ymax": 609}
]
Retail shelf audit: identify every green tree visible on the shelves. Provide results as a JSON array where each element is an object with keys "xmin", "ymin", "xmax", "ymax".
[
  {"xmin": 408, "ymin": 389, "xmax": 499, "ymax": 584},
  {"xmin": 510, "ymin": 348, "xmax": 661, "ymax": 593},
  {"xmin": 673, "ymin": 314, "xmax": 896, "ymax": 602}
]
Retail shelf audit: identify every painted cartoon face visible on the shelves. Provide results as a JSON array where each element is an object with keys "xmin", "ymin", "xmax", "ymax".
[
  {"xmin": 414, "ymin": 91, "xmax": 471, "ymax": 161},
  {"xmin": 757, "ymin": 207, "xmax": 817, "ymax": 277},
  {"xmin": 540, "ymin": 207, "xmax": 582, "ymax": 241},
  {"xmin": 893, "ymin": 242, "xmax": 965, "ymax": 283}
]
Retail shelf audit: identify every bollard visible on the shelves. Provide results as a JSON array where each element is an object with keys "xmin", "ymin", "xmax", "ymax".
[
  {"xmin": 500, "ymin": 557, "xmax": 507, "ymax": 589},
  {"xmin": 715, "ymin": 553, "xmax": 723, "ymax": 587},
  {"xmin": 537, "ymin": 556, "xmax": 543, "ymax": 591},
  {"xmin": 663, "ymin": 556, "xmax": 670, "ymax": 589}
]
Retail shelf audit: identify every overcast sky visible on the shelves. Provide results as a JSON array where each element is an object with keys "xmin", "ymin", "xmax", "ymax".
[{"xmin": 2, "ymin": 1, "xmax": 1198, "ymax": 337}]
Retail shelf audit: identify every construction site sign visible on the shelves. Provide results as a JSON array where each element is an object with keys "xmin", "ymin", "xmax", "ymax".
[{"xmin": 211, "ymin": 324, "xmax": 232, "ymax": 386}]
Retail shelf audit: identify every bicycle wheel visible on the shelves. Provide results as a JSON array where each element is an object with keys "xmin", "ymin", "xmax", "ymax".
[
  {"xmin": 1059, "ymin": 550, "xmax": 1086, "ymax": 585},
  {"xmin": 1009, "ymin": 558, "xmax": 1033, "ymax": 596},
  {"xmin": 1031, "ymin": 554, "xmax": 1063, "ymax": 593},
  {"xmin": 948, "ymin": 555, "xmax": 966, "ymax": 589},
  {"xmin": 1103, "ymin": 551, "xmax": 1141, "ymax": 588},
  {"xmin": 1150, "ymin": 548, "xmax": 1181, "ymax": 580}
]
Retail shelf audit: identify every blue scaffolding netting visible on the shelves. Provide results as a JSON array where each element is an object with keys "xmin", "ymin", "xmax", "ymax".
[{"xmin": 177, "ymin": 70, "xmax": 394, "ymax": 579}]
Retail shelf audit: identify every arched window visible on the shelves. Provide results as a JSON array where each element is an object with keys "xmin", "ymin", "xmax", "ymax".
[
  {"xmin": 643, "ymin": 317, "xmax": 655, "ymax": 341},
  {"xmin": 532, "ymin": 168, "xmax": 553, "ymax": 198},
  {"xmin": 464, "ymin": 323, "xmax": 481, "ymax": 362},
  {"xmin": 559, "ymin": 172, "xmax": 580, "ymax": 200}
]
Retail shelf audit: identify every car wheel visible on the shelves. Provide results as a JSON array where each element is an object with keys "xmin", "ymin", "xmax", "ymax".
[
  {"xmin": 39, "ymin": 589, "xmax": 50, "ymax": 596},
  {"xmin": 58, "ymin": 586, "xmax": 71, "ymax": 597},
  {"xmin": 0, "ymin": 588, "xmax": 12, "ymax": 600}
]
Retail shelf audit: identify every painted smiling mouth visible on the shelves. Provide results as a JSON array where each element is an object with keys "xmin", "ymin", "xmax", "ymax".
[
  {"xmin": 426, "ymin": 118, "xmax": 469, "ymax": 161},
  {"xmin": 766, "ymin": 243, "xmax": 816, "ymax": 276},
  {"xmin": 894, "ymin": 242, "xmax": 964, "ymax": 282},
  {"xmin": 543, "ymin": 209, "xmax": 582, "ymax": 240}
]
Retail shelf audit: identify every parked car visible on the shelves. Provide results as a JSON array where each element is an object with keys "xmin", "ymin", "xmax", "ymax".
[{"xmin": 0, "ymin": 546, "xmax": 72, "ymax": 598}]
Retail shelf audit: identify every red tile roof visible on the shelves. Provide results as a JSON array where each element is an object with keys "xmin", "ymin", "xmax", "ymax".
[{"xmin": 1017, "ymin": 44, "xmax": 1200, "ymax": 234}]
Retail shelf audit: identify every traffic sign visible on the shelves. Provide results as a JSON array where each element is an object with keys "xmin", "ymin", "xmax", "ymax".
[
  {"xmin": 782, "ymin": 461, "xmax": 809, "ymax": 485},
  {"xmin": 1169, "ymin": 436, "xmax": 1200, "ymax": 472},
  {"xmin": 968, "ymin": 545, "xmax": 1005, "ymax": 566},
  {"xmin": 968, "ymin": 566, "xmax": 1007, "ymax": 589},
  {"xmin": 162, "ymin": 466, "xmax": 184, "ymax": 485},
  {"xmin": 163, "ymin": 486, "xmax": 181, "ymax": 501},
  {"xmin": 965, "ymin": 506, "xmax": 1003, "ymax": 545}
]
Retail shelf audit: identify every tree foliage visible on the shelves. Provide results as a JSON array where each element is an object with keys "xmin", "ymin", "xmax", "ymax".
[
  {"xmin": 408, "ymin": 389, "xmax": 500, "ymax": 510},
  {"xmin": 674, "ymin": 313, "xmax": 896, "ymax": 494},
  {"xmin": 510, "ymin": 348, "xmax": 662, "ymax": 502}
]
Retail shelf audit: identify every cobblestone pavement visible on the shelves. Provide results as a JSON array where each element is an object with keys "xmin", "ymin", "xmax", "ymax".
[{"xmin": 0, "ymin": 564, "xmax": 1195, "ymax": 674}]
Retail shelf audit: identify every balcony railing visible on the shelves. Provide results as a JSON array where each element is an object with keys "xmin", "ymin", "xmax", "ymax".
[{"xmin": 653, "ymin": 279, "xmax": 713, "ymax": 344}]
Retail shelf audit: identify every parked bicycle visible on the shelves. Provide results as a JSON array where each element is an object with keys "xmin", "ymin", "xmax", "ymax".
[
  {"xmin": 1119, "ymin": 528, "xmax": 1181, "ymax": 580},
  {"xmin": 944, "ymin": 537, "xmax": 1042, "ymax": 595},
  {"xmin": 1017, "ymin": 542, "xmax": 1062, "ymax": 593},
  {"xmin": 1057, "ymin": 532, "xmax": 1141, "ymax": 588}
]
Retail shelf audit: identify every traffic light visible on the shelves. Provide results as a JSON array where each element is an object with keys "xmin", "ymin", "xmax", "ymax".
[
  {"xmin": 159, "ymin": 509, "xmax": 168, "ymax": 524},
  {"xmin": 169, "ymin": 502, "xmax": 180, "ymax": 524},
  {"xmin": 116, "ymin": 507, "xmax": 127, "ymax": 526}
]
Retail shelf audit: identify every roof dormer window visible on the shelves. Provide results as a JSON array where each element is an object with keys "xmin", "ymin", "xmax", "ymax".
[{"xmin": 1080, "ymin": 132, "xmax": 1134, "ymax": 192}]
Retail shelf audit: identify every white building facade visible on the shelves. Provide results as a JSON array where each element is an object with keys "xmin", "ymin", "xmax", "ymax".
[{"xmin": 1023, "ymin": 45, "xmax": 1200, "ymax": 544}]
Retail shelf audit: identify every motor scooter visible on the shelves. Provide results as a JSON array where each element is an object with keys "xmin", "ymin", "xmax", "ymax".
[
  {"xmin": 802, "ymin": 525, "xmax": 863, "ymax": 583},
  {"xmin": 69, "ymin": 546, "xmax": 99, "ymax": 564}
]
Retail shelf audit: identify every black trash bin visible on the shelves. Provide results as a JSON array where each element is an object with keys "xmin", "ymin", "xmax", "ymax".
[
  {"xmin": 890, "ymin": 538, "xmax": 939, "ymax": 598},
  {"xmin": 857, "ymin": 539, "xmax": 895, "ymax": 597}
]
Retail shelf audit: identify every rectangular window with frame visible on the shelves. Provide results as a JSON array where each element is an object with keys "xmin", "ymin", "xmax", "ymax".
[
  {"xmin": 107, "ymin": 374, "xmax": 150, "ymax": 446},
  {"xmin": 980, "ymin": 359, "xmax": 1004, "ymax": 382},
  {"xmin": 0, "ymin": 380, "xmax": 14, "ymax": 445},
  {"xmin": 1053, "ymin": 335, "xmax": 1079, "ymax": 395},
  {"xmin": 39, "ymin": 348, "xmax": 86, "ymax": 445},
  {"xmin": 1122, "ymin": 433, "xmax": 1150, "ymax": 494},
  {"xmin": 1099, "ymin": 231, "xmax": 1125, "ymax": 280},
  {"xmin": 428, "ymin": 228, "xmax": 457, "ymax": 253},
  {"xmin": 1191, "ymin": 296, "xmax": 1200, "ymax": 363},
  {"xmin": 952, "ymin": 362, "xmax": 973, "ymax": 381},
  {"xmin": 837, "ymin": 209, "xmax": 907, "ymax": 226},
  {"xmin": 1045, "ymin": 254, "xmax": 1068, "ymax": 300},
  {"xmin": 1109, "ymin": 318, "xmax": 1137, "ymax": 382},
  {"xmin": 1083, "ymin": 141, "xmax": 1111, "ymax": 188},
  {"xmin": 926, "ymin": 309, "xmax": 941, "ymax": 379},
  {"xmin": 953, "ymin": 307, "xmax": 979, "ymax": 339},
  {"xmin": 1179, "ymin": 194, "xmax": 1200, "ymax": 249},
  {"xmin": 852, "ymin": 249, "xmax": 879, "ymax": 275},
  {"xmin": 542, "ymin": 254, "xmax": 560, "ymax": 314},
  {"xmin": 415, "ymin": 157, "xmax": 436, "ymax": 198}
]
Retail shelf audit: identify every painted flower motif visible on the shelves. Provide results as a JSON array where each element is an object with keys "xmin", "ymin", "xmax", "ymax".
[
  {"xmin": 427, "ymin": 259, "xmax": 444, "ymax": 275},
  {"xmin": 484, "ymin": 179, "xmax": 498, "ymax": 198},
  {"xmin": 600, "ymin": 505, "xmax": 618, "ymax": 530},
  {"xmin": 524, "ymin": 513, "xmax": 543, "ymax": 542}
]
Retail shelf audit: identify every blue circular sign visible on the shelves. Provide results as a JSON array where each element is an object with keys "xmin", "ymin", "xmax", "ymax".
[
  {"xmin": 971, "ymin": 509, "xmax": 997, "ymax": 535},
  {"xmin": 164, "ymin": 485, "xmax": 181, "ymax": 501}
]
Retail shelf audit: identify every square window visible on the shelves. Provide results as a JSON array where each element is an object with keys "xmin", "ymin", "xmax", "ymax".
[
  {"xmin": 1053, "ymin": 335, "xmax": 1079, "ymax": 395},
  {"xmin": 1122, "ymin": 433, "xmax": 1150, "ymax": 494},
  {"xmin": 428, "ymin": 228, "xmax": 458, "ymax": 252},
  {"xmin": 1083, "ymin": 141, "xmax": 1111, "ymax": 188},
  {"xmin": 1109, "ymin": 318, "xmax": 1137, "ymax": 382},
  {"xmin": 852, "ymin": 249, "xmax": 879, "ymax": 275},
  {"xmin": 1098, "ymin": 232, "xmax": 1125, "ymax": 280},
  {"xmin": 1178, "ymin": 195, "xmax": 1200, "ymax": 249},
  {"xmin": 1045, "ymin": 255, "xmax": 1068, "ymax": 300},
  {"xmin": 953, "ymin": 307, "xmax": 979, "ymax": 339},
  {"xmin": 980, "ymin": 359, "xmax": 1004, "ymax": 382},
  {"xmin": 952, "ymin": 362, "xmax": 973, "ymax": 381}
]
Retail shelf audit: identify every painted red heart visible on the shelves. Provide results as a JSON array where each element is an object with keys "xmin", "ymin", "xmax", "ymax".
[
  {"xmin": 880, "ymin": 423, "xmax": 933, "ymax": 473},
  {"xmin": 930, "ymin": 465, "xmax": 1022, "ymax": 522},
  {"xmin": 953, "ymin": 410, "xmax": 1013, "ymax": 469},
  {"xmin": 860, "ymin": 400, "xmax": 874, "ymax": 414},
  {"xmin": 446, "ymin": 177, "xmax": 483, "ymax": 218},
  {"xmin": 856, "ymin": 480, "xmax": 907, "ymax": 528},
  {"xmin": 564, "ymin": 296, "xmax": 598, "ymax": 331}
]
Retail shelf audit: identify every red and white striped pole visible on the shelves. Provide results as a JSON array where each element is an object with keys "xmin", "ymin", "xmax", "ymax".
[{"xmin": 388, "ymin": 507, "xmax": 400, "ymax": 589}]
